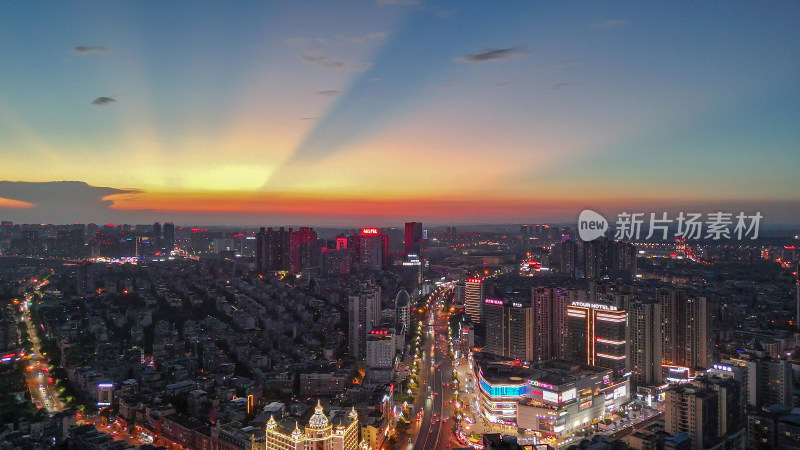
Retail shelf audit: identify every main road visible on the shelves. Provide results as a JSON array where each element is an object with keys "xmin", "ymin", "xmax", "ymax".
[
  {"xmin": 410, "ymin": 289, "xmax": 460, "ymax": 450},
  {"xmin": 20, "ymin": 283, "xmax": 65, "ymax": 412}
]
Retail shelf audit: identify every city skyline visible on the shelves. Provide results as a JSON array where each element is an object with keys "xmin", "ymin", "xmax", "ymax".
[{"xmin": 2, "ymin": 2, "xmax": 799, "ymax": 226}]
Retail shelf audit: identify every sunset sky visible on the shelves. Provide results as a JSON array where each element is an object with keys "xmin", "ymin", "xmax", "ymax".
[{"xmin": 1, "ymin": 1, "xmax": 799, "ymax": 226}]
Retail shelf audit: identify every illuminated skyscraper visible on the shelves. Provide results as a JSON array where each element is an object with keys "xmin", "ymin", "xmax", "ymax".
[
  {"xmin": 352, "ymin": 228, "xmax": 387, "ymax": 272},
  {"xmin": 404, "ymin": 222, "xmax": 423, "ymax": 256},
  {"xmin": 464, "ymin": 278, "xmax": 485, "ymax": 323},
  {"xmin": 565, "ymin": 296, "xmax": 627, "ymax": 372}
]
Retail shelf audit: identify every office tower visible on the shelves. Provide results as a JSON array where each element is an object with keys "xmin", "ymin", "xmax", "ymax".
[
  {"xmin": 401, "ymin": 255, "xmax": 423, "ymax": 291},
  {"xmin": 395, "ymin": 290, "xmax": 410, "ymax": 335},
  {"xmin": 565, "ymin": 295, "xmax": 627, "ymax": 372},
  {"xmin": 348, "ymin": 283, "xmax": 381, "ymax": 360},
  {"xmin": 626, "ymin": 300, "xmax": 664, "ymax": 387},
  {"xmin": 352, "ymin": 228, "xmax": 387, "ymax": 272},
  {"xmin": 665, "ymin": 384, "xmax": 720, "ymax": 450},
  {"xmin": 256, "ymin": 227, "xmax": 290, "ymax": 273},
  {"xmin": 152, "ymin": 222, "xmax": 162, "ymax": 239},
  {"xmin": 289, "ymin": 227, "xmax": 317, "ymax": 272},
  {"xmin": 404, "ymin": 222, "xmax": 423, "ymax": 256},
  {"xmin": 757, "ymin": 357, "xmax": 792, "ymax": 408},
  {"xmin": 708, "ymin": 359, "xmax": 752, "ymax": 408},
  {"xmin": 464, "ymin": 278, "xmax": 485, "ymax": 323},
  {"xmin": 531, "ymin": 287, "xmax": 574, "ymax": 361}
]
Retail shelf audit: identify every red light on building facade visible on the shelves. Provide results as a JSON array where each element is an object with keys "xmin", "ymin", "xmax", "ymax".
[{"xmin": 361, "ymin": 228, "xmax": 379, "ymax": 235}]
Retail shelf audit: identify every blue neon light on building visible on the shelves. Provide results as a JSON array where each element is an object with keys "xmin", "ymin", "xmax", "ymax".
[{"xmin": 479, "ymin": 377, "xmax": 526, "ymax": 397}]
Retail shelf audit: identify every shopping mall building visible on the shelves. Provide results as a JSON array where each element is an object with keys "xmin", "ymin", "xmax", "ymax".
[{"xmin": 470, "ymin": 352, "xmax": 630, "ymax": 439}]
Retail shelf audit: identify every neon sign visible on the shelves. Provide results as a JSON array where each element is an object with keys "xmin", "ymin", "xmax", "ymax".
[
  {"xmin": 484, "ymin": 299, "xmax": 503, "ymax": 306},
  {"xmin": 361, "ymin": 228, "xmax": 379, "ymax": 234},
  {"xmin": 570, "ymin": 301, "xmax": 618, "ymax": 311}
]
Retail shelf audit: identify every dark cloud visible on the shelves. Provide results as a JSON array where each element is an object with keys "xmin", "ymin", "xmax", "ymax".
[
  {"xmin": 316, "ymin": 90, "xmax": 340, "ymax": 96},
  {"xmin": 91, "ymin": 97, "xmax": 116, "ymax": 106},
  {"xmin": 455, "ymin": 46, "xmax": 526, "ymax": 64},
  {"xmin": 0, "ymin": 181, "xmax": 139, "ymax": 224},
  {"xmin": 591, "ymin": 19, "xmax": 627, "ymax": 29},
  {"xmin": 73, "ymin": 46, "xmax": 110, "ymax": 55}
]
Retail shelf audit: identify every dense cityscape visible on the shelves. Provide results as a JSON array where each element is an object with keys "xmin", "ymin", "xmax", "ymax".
[
  {"xmin": 2, "ymin": 2, "xmax": 800, "ymax": 450},
  {"xmin": 0, "ymin": 221, "xmax": 799, "ymax": 449}
]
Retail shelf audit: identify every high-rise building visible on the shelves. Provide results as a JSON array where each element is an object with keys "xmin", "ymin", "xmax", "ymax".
[
  {"xmin": 464, "ymin": 278, "xmax": 485, "ymax": 323},
  {"xmin": 352, "ymin": 228, "xmax": 388, "ymax": 272},
  {"xmin": 660, "ymin": 288, "xmax": 712, "ymax": 370},
  {"xmin": 348, "ymin": 283, "xmax": 381, "ymax": 360},
  {"xmin": 152, "ymin": 222, "xmax": 162, "ymax": 239},
  {"xmin": 482, "ymin": 298, "xmax": 535, "ymax": 361},
  {"xmin": 694, "ymin": 375, "xmax": 744, "ymax": 439},
  {"xmin": 665, "ymin": 384, "xmax": 720, "ymax": 450},
  {"xmin": 404, "ymin": 222, "xmax": 423, "ymax": 256},
  {"xmin": 583, "ymin": 239, "xmax": 638, "ymax": 280},
  {"xmin": 554, "ymin": 240, "xmax": 577, "ymax": 277},
  {"xmin": 626, "ymin": 300, "xmax": 664, "ymax": 387},
  {"xmin": 163, "ymin": 222, "xmax": 175, "ymax": 252},
  {"xmin": 256, "ymin": 227, "xmax": 290, "ymax": 273},
  {"xmin": 531, "ymin": 287, "xmax": 575, "ymax": 361},
  {"xmin": 289, "ymin": 227, "xmax": 318, "ymax": 273},
  {"xmin": 565, "ymin": 295, "xmax": 627, "ymax": 372}
]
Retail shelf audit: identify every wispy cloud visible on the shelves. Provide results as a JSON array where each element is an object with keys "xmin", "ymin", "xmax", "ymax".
[
  {"xmin": 493, "ymin": 81, "xmax": 512, "ymax": 88},
  {"xmin": 455, "ymin": 46, "xmax": 526, "ymax": 64},
  {"xmin": 91, "ymin": 97, "xmax": 116, "ymax": 105},
  {"xmin": 591, "ymin": 19, "xmax": 627, "ymax": 29},
  {"xmin": 316, "ymin": 90, "xmax": 341, "ymax": 96},
  {"xmin": 299, "ymin": 51, "xmax": 371, "ymax": 72},
  {"xmin": 300, "ymin": 117, "xmax": 317, "ymax": 121},
  {"xmin": 548, "ymin": 82, "xmax": 577, "ymax": 90},
  {"xmin": 73, "ymin": 46, "xmax": 110, "ymax": 55},
  {"xmin": 288, "ymin": 32, "xmax": 388, "ymax": 47}
]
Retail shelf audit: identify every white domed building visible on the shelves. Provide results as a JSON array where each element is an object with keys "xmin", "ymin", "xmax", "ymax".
[{"xmin": 265, "ymin": 400, "xmax": 369, "ymax": 450}]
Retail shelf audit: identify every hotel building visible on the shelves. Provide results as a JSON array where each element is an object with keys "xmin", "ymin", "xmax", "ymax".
[{"xmin": 265, "ymin": 400, "xmax": 367, "ymax": 450}]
